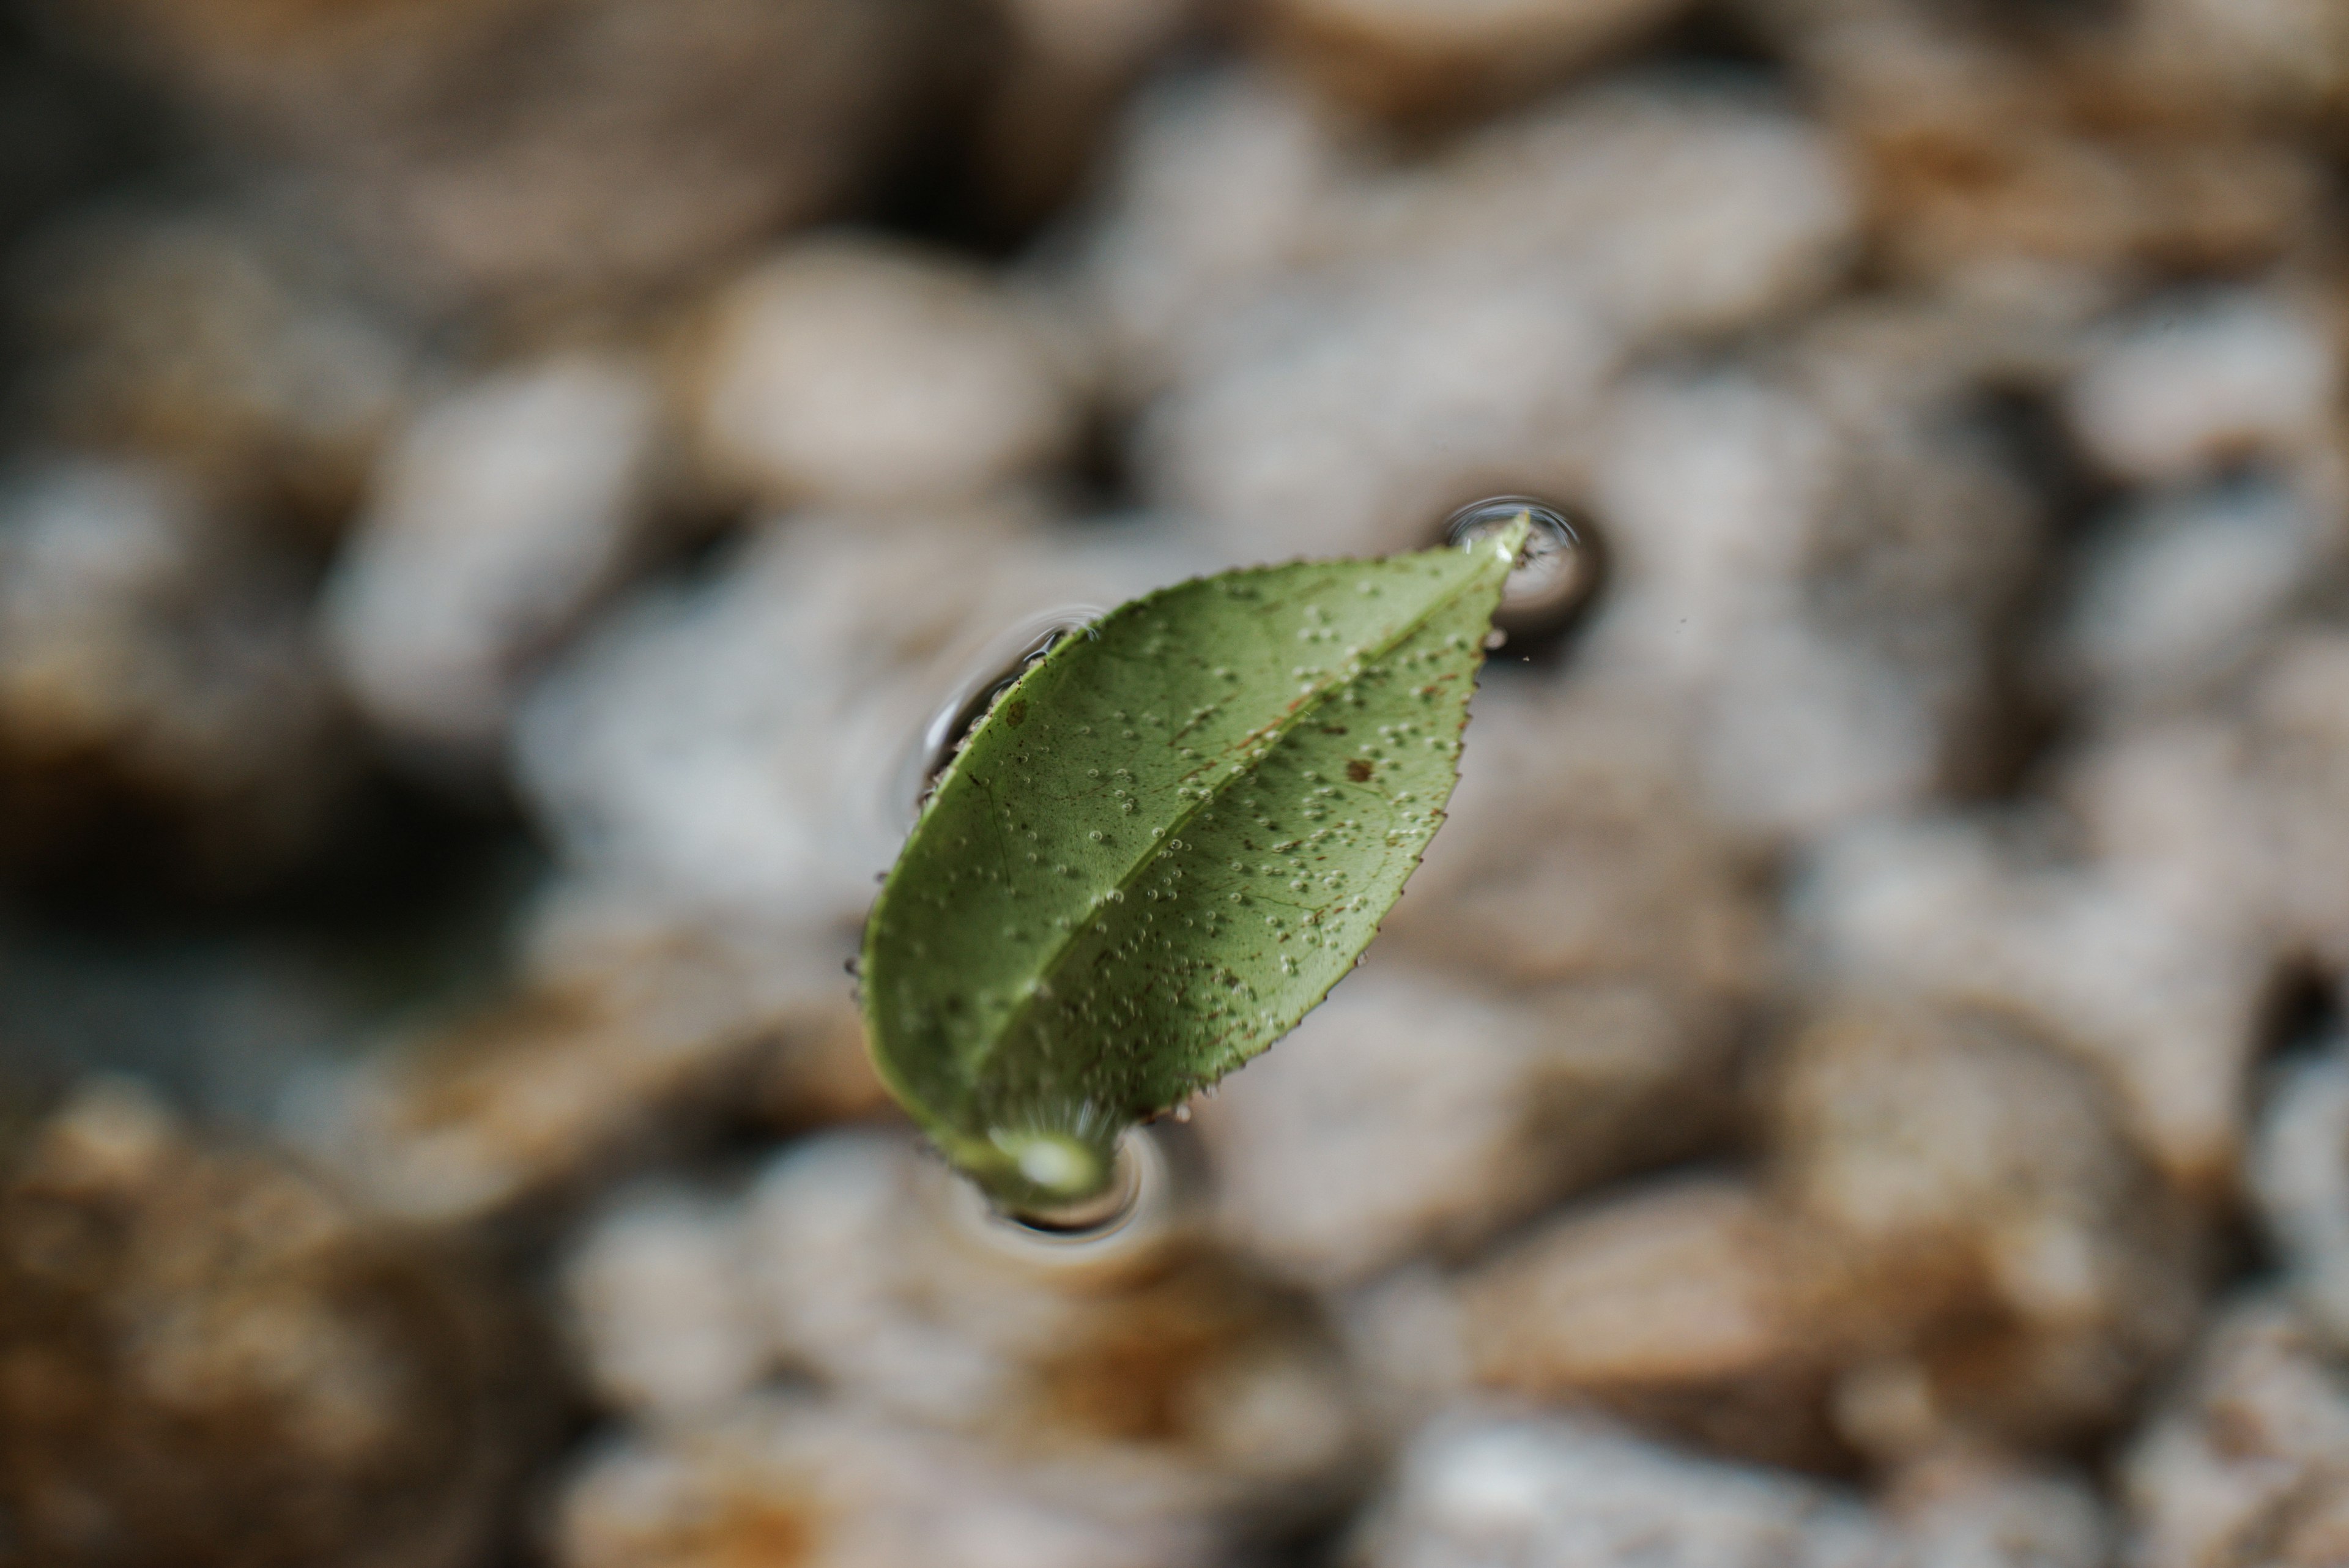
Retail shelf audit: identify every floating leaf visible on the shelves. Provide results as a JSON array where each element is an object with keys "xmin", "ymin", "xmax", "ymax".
[{"xmin": 860, "ymin": 516, "xmax": 1529, "ymax": 1208}]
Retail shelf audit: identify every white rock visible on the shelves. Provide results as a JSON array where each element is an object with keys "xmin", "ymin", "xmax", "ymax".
[
  {"xmin": 1691, "ymin": 619, "xmax": 1945, "ymax": 842},
  {"xmin": 2069, "ymin": 630, "xmax": 2349, "ymax": 975},
  {"xmin": 1194, "ymin": 962, "xmax": 1734, "ymax": 1286},
  {"xmin": 1063, "ymin": 68, "xmax": 1362, "ymax": 396},
  {"xmin": 2238, "ymin": 630, "xmax": 2349, "ymax": 967},
  {"xmin": 695, "ymin": 237, "xmax": 1085, "ymax": 510},
  {"xmin": 1137, "ymin": 265, "xmax": 1618, "ymax": 562},
  {"xmin": 2065, "ymin": 290, "xmax": 2339, "ymax": 486},
  {"xmin": 2050, "ymin": 478, "xmax": 2328, "ymax": 710},
  {"xmin": 1364, "ymin": 1411, "xmax": 2114, "ymax": 1568},
  {"xmin": 2250, "ymin": 1039, "xmax": 2349, "ymax": 1348},
  {"xmin": 325, "ymin": 355, "xmax": 664, "ymax": 759},
  {"xmin": 2121, "ymin": 1298, "xmax": 2349, "ymax": 1568},
  {"xmin": 1091, "ymin": 75, "xmax": 1857, "ymax": 548},
  {"xmin": 562, "ymin": 1183, "xmax": 770, "ymax": 1418},
  {"xmin": 1795, "ymin": 815, "xmax": 2274, "ymax": 1193},
  {"xmin": 1580, "ymin": 349, "xmax": 2035, "ymax": 842},
  {"xmin": 1353, "ymin": 1412, "xmax": 1887, "ymax": 1568},
  {"xmin": 1325, "ymin": 82, "xmax": 1858, "ymax": 346},
  {"xmin": 1584, "ymin": 370, "xmax": 1833, "ymax": 688}
]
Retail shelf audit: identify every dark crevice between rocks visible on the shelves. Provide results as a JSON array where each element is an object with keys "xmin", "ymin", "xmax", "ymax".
[
  {"xmin": 0, "ymin": 764, "xmax": 546, "ymax": 1135},
  {"xmin": 1942, "ymin": 380, "xmax": 2126, "ymax": 806}
]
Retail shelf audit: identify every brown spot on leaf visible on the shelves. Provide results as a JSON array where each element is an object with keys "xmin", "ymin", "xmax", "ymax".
[
  {"xmin": 1004, "ymin": 699, "xmax": 1027, "ymax": 728},
  {"xmin": 1346, "ymin": 759, "xmax": 1374, "ymax": 783}
]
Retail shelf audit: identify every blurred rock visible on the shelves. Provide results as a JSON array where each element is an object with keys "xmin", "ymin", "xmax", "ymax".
[
  {"xmin": 0, "ymin": 1080, "xmax": 538, "ymax": 1568},
  {"xmin": 1577, "ymin": 298, "xmax": 2047, "ymax": 839},
  {"xmin": 1062, "ymin": 68, "xmax": 1360, "ymax": 398},
  {"xmin": 690, "ymin": 237, "xmax": 1085, "ymax": 511},
  {"xmin": 1586, "ymin": 365, "xmax": 1940, "ymax": 838},
  {"xmin": 514, "ymin": 510, "xmax": 1211, "ymax": 931},
  {"xmin": 1767, "ymin": 0, "xmax": 2329, "ymax": 283},
  {"xmin": 2062, "ymin": 623, "xmax": 2349, "ymax": 981},
  {"xmin": 2250, "ymin": 1038, "xmax": 2349, "ymax": 1349},
  {"xmin": 1456, "ymin": 1178, "xmax": 1865, "ymax": 1471},
  {"xmin": 743, "ymin": 994, "xmax": 893, "ymax": 1137},
  {"xmin": 285, "ymin": 899, "xmax": 855, "ymax": 1228},
  {"xmin": 739, "ymin": 1130, "xmax": 1364, "ymax": 1530},
  {"xmin": 324, "ymin": 354, "xmax": 666, "ymax": 764},
  {"xmin": 1137, "ymin": 262, "xmax": 1617, "ymax": 563},
  {"xmin": 2112, "ymin": 0, "xmax": 2349, "ymax": 127},
  {"xmin": 2122, "ymin": 1297, "xmax": 2349, "ymax": 1568},
  {"xmin": 1196, "ymin": 964, "xmax": 1737, "ymax": 1288},
  {"xmin": 10, "ymin": 207, "xmax": 415, "ymax": 526},
  {"xmin": 39, "ymin": 0, "xmax": 950, "ymax": 310},
  {"xmin": 556, "ymin": 1395, "xmax": 1214, "ymax": 1568},
  {"xmin": 561, "ymin": 1181, "xmax": 767, "ymax": 1419},
  {"xmin": 1262, "ymin": 0, "xmax": 1699, "ymax": 121},
  {"xmin": 2064, "ymin": 289, "xmax": 2341, "ymax": 487},
  {"xmin": 2233, "ymin": 631, "xmax": 2349, "ymax": 968},
  {"xmin": 1129, "ymin": 80, "xmax": 1857, "ymax": 563},
  {"xmin": 1798, "ymin": 816, "xmax": 2274, "ymax": 1192},
  {"xmin": 2047, "ymin": 478, "xmax": 2333, "ymax": 717},
  {"xmin": 0, "ymin": 459, "xmax": 352, "ymax": 891},
  {"xmin": 1324, "ymin": 80, "xmax": 1860, "ymax": 349},
  {"xmin": 1879, "ymin": 1449, "xmax": 2109, "ymax": 1568},
  {"xmin": 1351, "ymin": 1412, "xmax": 1886, "ymax": 1568},
  {"xmin": 1768, "ymin": 1001, "xmax": 2202, "ymax": 1454}
]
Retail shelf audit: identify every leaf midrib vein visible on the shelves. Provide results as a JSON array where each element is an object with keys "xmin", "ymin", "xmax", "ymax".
[{"xmin": 962, "ymin": 553, "xmax": 1499, "ymax": 1117}]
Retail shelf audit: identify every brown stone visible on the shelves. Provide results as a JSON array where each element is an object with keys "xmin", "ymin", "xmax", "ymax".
[
  {"xmin": 37, "ymin": 0, "xmax": 953, "ymax": 311},
  {"xmin": 1458, "ymin": 1178, "xmax": 1869, "ymax": 1472},
  {"xmin": 0, "ymin": 1082, "xmax": 541, "ymax": 1568}
]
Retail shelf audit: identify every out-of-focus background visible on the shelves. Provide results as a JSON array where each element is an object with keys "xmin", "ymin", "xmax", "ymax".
[{"xmin": 1, "ymin": 0, "xmax": 2348, "ymax": 1562}]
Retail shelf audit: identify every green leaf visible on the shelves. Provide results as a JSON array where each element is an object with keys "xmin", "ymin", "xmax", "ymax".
[{"xmin": 860, "ymin": 517, "xmax": 1528, "ymax": 1208}]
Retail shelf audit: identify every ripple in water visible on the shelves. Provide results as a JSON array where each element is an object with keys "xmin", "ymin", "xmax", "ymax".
[
  {"xmin": 907, "ymin": 606, "xmax": 1103, "ymax": 816},
  {"xmin": 1442, "ymin": 495, "xmax": 1604, "ymax": 648},
  {"xmin": 949, "ymin": 1128, "xmax": 1174, "ymax": 1257}
]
